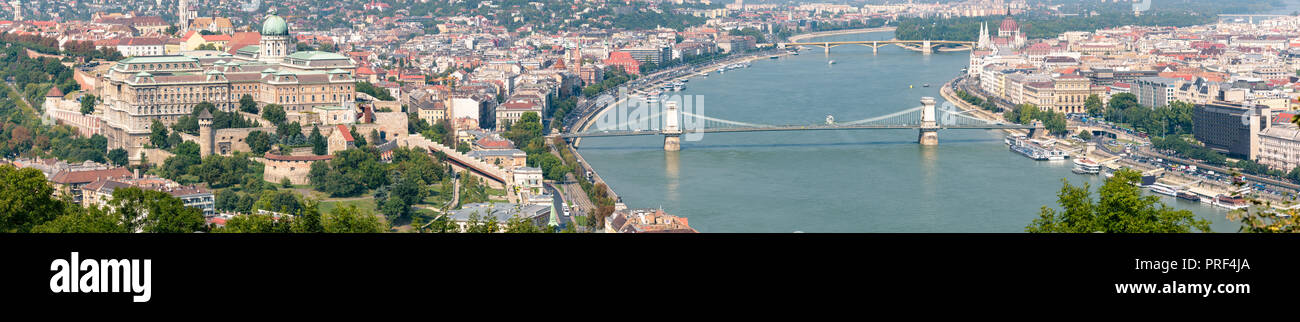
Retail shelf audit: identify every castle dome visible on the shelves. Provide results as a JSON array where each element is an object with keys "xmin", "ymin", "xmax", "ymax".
[{"xmin": 262, "ymin": 8, "xmax": 289, "ymax": 36}]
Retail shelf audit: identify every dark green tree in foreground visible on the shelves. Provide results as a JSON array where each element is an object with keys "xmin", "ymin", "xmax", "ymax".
[
  {"xmin": 107, "ymin": 148, "xmax": 129, "ymax": 166},
  {"xmin": 1027, "ymin": 169, "xmax": 1211, "ymax": 233},
  {"xmin": 262, "ymin": 104, "xmax": 286, "ymax": 125},
  {"xmin": 1085, "ymin": 94, "xmax": 1103, "ymax": 117},
  {"xmin": 309, "ymin": 126, "xmax": 327, "ymax": 155},
  {"xmin": 80, "ymin": 94, "xmax": 96, "ymax": 115},
  {"xmin": 239, "ymin": 94, "xmax": 259, "ymax": 114}
]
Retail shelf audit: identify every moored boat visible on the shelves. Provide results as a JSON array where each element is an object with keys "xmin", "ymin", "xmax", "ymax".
[
  {"xmin": 1072, "ymin": 158, "xmax": 1101, "ymax": 175},
  {"xmin": 1213, "ymin": 195, "xmax": 1248, "ymax": 210},
  {"xmin": 1149, "ymin": 183, "xmax": 1177, "ymax": 197},
  {"xmin": 1176, "ymin": 191, "xmax": 1200, "ymax": 202}
]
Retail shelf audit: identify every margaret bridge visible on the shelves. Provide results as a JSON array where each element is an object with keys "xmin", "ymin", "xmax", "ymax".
[
  {"xmin": 779, "ymin": 40, "xmax": 977, "ymax": 55},
  {"xmin": 559, "ymin": 97, "xmax": 1046, "ymax": 151}
]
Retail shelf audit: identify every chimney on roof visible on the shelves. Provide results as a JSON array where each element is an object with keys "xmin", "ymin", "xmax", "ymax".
[{"xmin": 134, "ymin": 168, "xmax": 140, "ymax": 179}]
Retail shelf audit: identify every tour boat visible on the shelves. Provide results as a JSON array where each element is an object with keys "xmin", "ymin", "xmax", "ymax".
[
  {"xmin": 1148, "ymin": 183, "xmax": 1178, "ymax": 197},
  {"xmin": 1213, "ymin": 195, "xmax": 1248, "ymax": 210},
  {"xmin": 1008, "ymin": 136, "xmax": 1066, "ymax": 161},
  {"xmin": 825, "ymin": 114, "xmax": 835, "ymax": 125},
  {"xmin": 770, "ymin": 55, "xmax": 780, "ymax": 59},
  {"xmin": 1176, "ymin": 191, "xmax": 1201, "ymax": 202},
  {"xmin": 672, "ymin": 82, "xmax": 685, "ymax": 91},
  {"xmin": 923, "ymin": 83, "xmax": 931, "ymax": 87},
  {"xmin": 1071, "ymin": 158, "xmax": 1101, "ymax": 175},
  {"xmin": 827, "ymin": 60, "xmax": 836, "ymax": 65}
]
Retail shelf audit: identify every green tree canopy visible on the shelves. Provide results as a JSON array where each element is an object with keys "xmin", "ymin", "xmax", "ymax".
[
  {"xmin": 239, "ymin": 94, "xmax": 259, "ymax": 114},
  {"xmin": 262, "ymin": 104, "xmax": 286, "ymax": 125},
  {"xmin": 1027, "ymin": 169, "xmax": 1211, "ymax": 233},
  {"xmin": 0, "ymin": 166, "xmax": 65, "ymax": 232},
  {"xmin": 80, "ymin": 94, "xmax": 96, "ymax": 115}
]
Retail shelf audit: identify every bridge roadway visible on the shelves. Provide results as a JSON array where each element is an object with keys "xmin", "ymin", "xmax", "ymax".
[
  {"xmin": 783, "ymin": 40, "xmax": 975, "ymax": 46},
  {"xmin": 560, "ymin": 123, "xmax": 1037, "ymax": 138},
  {"xmin": 781, "ymin": 39, "xmax": 977, "ymax": 54}
]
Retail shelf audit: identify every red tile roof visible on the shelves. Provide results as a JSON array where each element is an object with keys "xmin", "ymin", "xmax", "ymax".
[
  {"xmin": 335, "ymin": 124, "xmax": 355, "ymax": 142},
  {"xmin": 49, "ymin": 168, "xmax": 132, "ymax": 185},
  {"xmin": 202, "ymin": 34, "xmax": 232, "ymax": 42},
  {"xmin": 263, "ymin": 153, "xmax": 335, "ymax": 161}
]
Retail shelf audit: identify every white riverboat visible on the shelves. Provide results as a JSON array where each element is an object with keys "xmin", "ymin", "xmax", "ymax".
[
  {"xmin": 1213, "ymin": 195, "xmax": 1249, "ymax": 210},
  {"xmin": 1148, "ymin": 183, "xmax": 1178, "ymax": 197},
  {"xmin": 1007, "ymin": 136, "xmax": 1069, "ymax": 161},
  {"xmin": 1072, "ymin": 158, "xmax": 1101, "ymax": 175}
]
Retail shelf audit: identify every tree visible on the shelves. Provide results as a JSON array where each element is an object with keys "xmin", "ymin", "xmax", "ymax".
[
  {"xmin": 505, "ymin": 214, "xmax": 547, "ymax": 233},
  {"xmin": 1106, "ymin": 92, "xmax": 1139, "ymax": 123},
  {"xmin": 216, "ymin": 214, "xmax": 291, "ymax": 233},
  {"xmin": 350, "ymin": 125, "xmax": 367, "ymax": 146},
  {"xmin": 108, "ymin": 187, "xmax": 207, "ymax": 233},
  {"xmin": 262, "ymin": 104, "xmax": 286, "ymax": 125},
  {"xmin": 254, "ymin": 190, "xmax": 304, "ymax": 214},
  {"xmin": 32, "ymin": 205, "xmax": 128, "ymax": 233},
  {"xmin": 281, "ymin": 177, "xmax": 293, "ymax": 188},
  {"xmin": 80, "ymin": 94, "xmax": 95, "ymax": 115},
  {"xmin": 309, "ymin": 126, "xmax": 327, "ymax": 155},
  {"xmin": 277, "ymin": 121, "xmax": 303, "ymax": 142},
  {"xmin": 246, "ymin": 130, "xmax": 272, "ymax": 154},
  {"xmin": 0, "ymin": 166, "xmax": 65, "ymax": 232},
  {"xmin": 150, "ymin": 119, "xmax": 170, "ymax": 148},
  {"xmin": 1027, "ymin": 169, "xmax": 1212, "ymax": 233},
  {"xmin": 1077, "ymin": 131, "xmax": 1093, "ymax": 141},
  {"xmin": 425, "ymin": 215, "xmax": 461, "ymax": 233},
  {"xmin": 464, "ymin": 212, "xmax": 499, "ymax": 233},
  {"xmin": 107, "ymin": 148, "xmax": 129, "ymax": 166},
  {"xmin": 239, "ymin": 94, "xmax": 259, "ymax": 114},
  {"xmin": 1084, "ymin": 94, "xmax": 1103, "ymax": 117},
  {"xmin": 290, "ymin": 200, "xmax": 325, "ymax": 233},
  {"xmin": 355, "ymin": 81, "xmax": 395, "ymax": 101},
  {"xmin": 323, "ymin": 204, "xmax": 387, "ymax": 233},
  {"xmin": 166, "ymin": 131, "xmax": 183, "ymax": 150}
]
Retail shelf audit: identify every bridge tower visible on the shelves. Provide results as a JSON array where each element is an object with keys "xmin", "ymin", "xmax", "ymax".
[
  {"xmin": 918, "ymin": 97, "xmax": 939, "ymax": 145},
  {"xmin": 872, "ymin": 41, "xmax": 878, "ymax": 54},
  {"xmin": 922, "ymin": 40, "xmax": 932, "ymax": 55},
  {"xmin": 823, "ymin": 42, "xmax": 831, "ymax": 54},
  {"xmin": 1027, "ymin": 120, "xmax": 1048, "ymax": 139},
  {"xmin": 663, "ymin": 100, "xmax": 682, "ymax": 151}
]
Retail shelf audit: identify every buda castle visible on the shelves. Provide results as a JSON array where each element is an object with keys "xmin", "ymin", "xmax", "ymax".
[{"xmin": 94, "ymin": 8, "xmax": 358, "ymax": 157}]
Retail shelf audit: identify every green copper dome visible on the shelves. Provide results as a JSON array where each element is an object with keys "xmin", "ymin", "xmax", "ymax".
[{"xmin": 261, "ymin": 8, "xmax": 289, "ymax": 36}]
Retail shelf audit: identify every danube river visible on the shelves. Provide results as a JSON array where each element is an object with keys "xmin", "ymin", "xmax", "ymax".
[{"xmin": 576, "ymin": 30, "xmax": 1241, "ymax": 233}]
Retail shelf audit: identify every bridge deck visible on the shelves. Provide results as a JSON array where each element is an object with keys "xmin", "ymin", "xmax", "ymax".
[
  {"xmin": 562, "ymin": 124, "xmax": 1037, "ymax": 138},
  {"xmin": 783, "ymin": 40, "xmax": 976, "ymax": 47}
]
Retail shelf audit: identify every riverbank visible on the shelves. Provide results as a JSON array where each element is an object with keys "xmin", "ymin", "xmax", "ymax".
[{"xmin": 939, "ymin": 77, "xmax": 1028, "ymax": 136}]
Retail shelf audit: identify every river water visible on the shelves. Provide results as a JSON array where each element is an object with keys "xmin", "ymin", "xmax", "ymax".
[{"xmin": 575, "ymin": 31, "xmax": 1241, "ymax": 233}]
